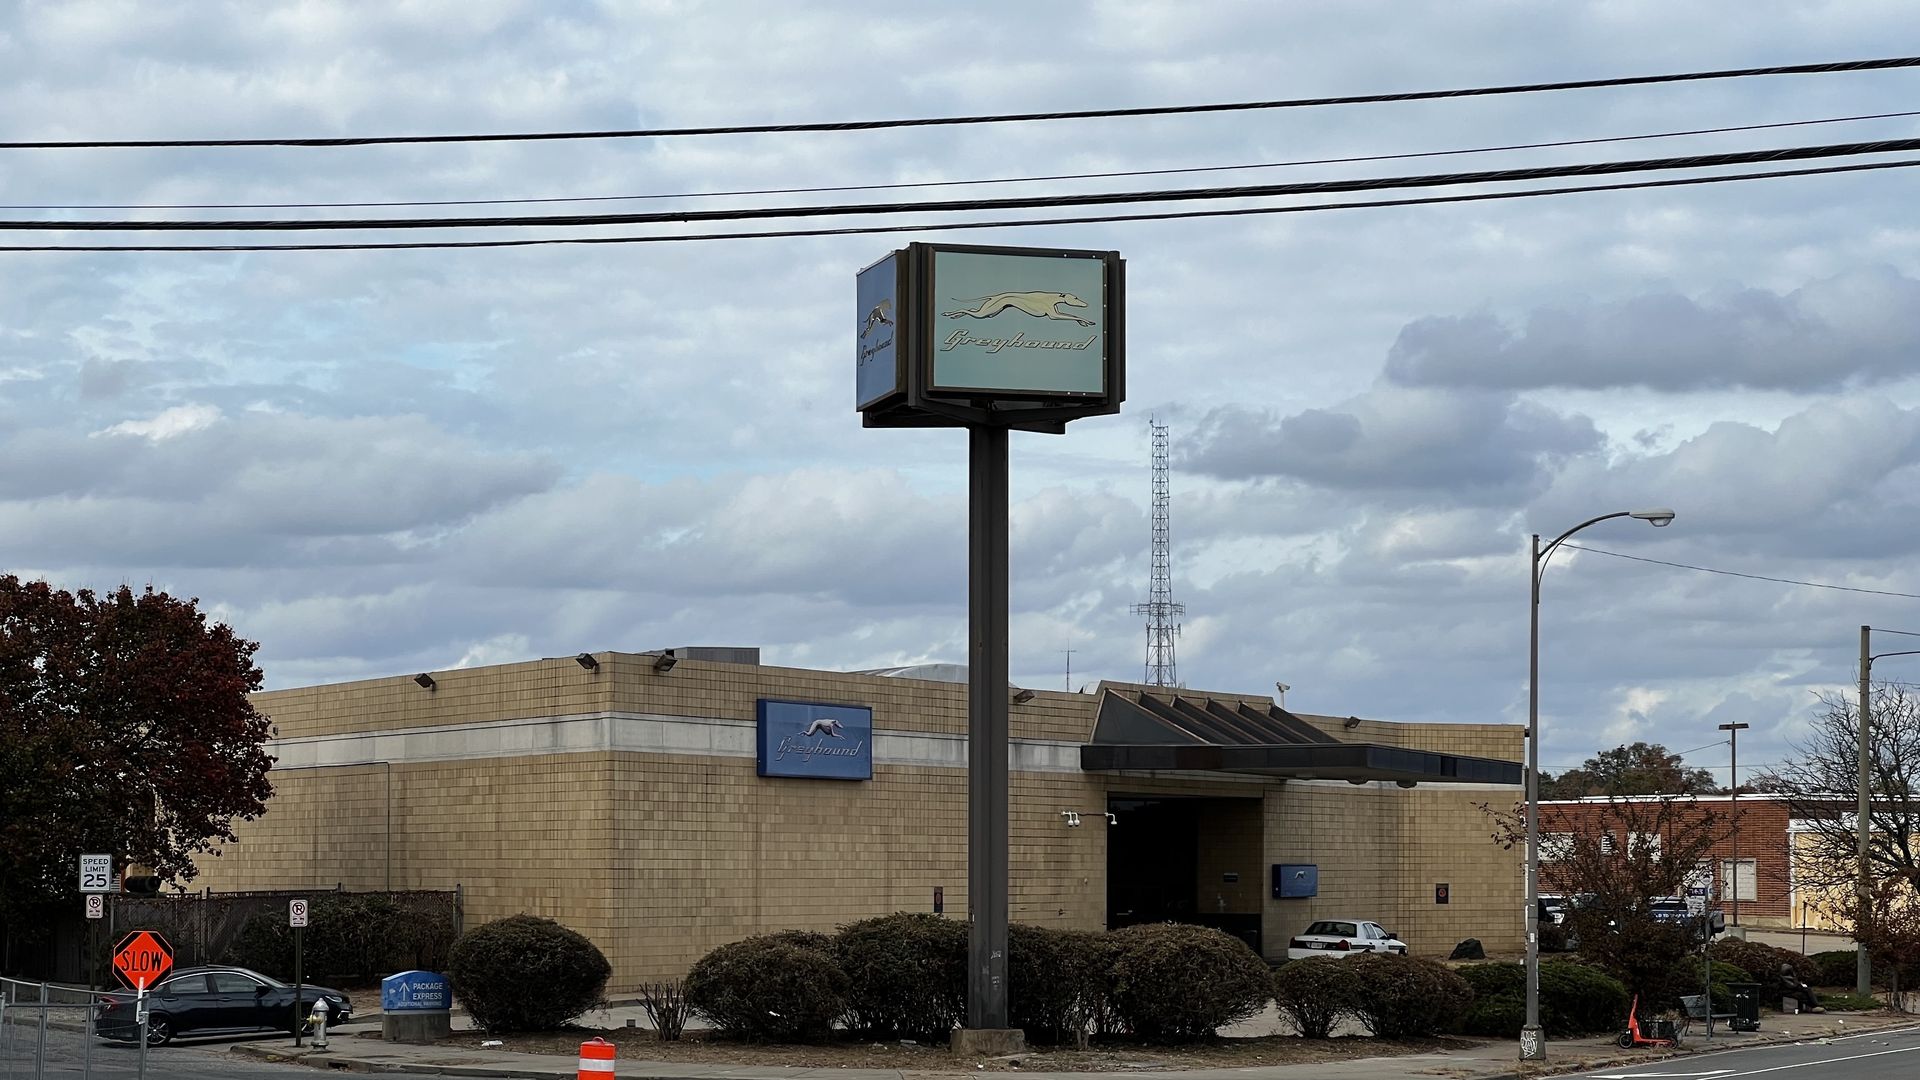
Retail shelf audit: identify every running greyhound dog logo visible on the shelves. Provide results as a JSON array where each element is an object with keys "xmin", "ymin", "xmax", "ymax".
[
  {"xmin": 860, "ymin": 299, "xmax": 894, "ymax": 338},
  {"xmin": 801, "ymin": 717, "xmax": 845, "ymax": 738},
  {"xmin": 943, "ymin": 291, "xmax": 1095, "ymax": 327}
]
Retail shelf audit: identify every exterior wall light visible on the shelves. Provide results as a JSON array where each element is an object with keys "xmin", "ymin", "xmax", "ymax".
[
  {"xmin": 651, "ymin": 650, "xmax": 678, "ymax": 674},
  {"xmin": 575, "ymin": 653, "xmax": 600, "ymax": 672},
  {"xmin": 413, "ymin": 673, "xmax": 436, "ymax": 690}
]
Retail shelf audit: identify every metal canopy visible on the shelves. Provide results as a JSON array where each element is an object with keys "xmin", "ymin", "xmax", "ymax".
[{"xmin": 1081, "ymin": 690, "xmax": 1522, "ymax": 786}]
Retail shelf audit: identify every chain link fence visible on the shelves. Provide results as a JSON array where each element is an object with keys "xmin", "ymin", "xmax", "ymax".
[{"xmin": 0, "ymin": 976, "xmax": 147, "ymax": 1080}]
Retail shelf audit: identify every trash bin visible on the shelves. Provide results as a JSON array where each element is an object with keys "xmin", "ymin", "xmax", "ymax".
[{"xmin": 1729, "ymin": 982, "xmax": 1761, "ymax": 1031}]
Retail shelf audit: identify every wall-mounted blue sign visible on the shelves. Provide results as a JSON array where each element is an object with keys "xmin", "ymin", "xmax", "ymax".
[
  {"xmin": 380, "ymin": 970, "xmax": 450, "ymax": 1012},
  {"xmin": 757, "ymin": 699, "xmax": 873, "ymax": 780},
  {"xmin": 856, "ymin": 252, "xmax": 903, "ymax": 410},
  {"xmin": 1273, "ymin": 864, "xmax": 1319, "ymax": 898}
]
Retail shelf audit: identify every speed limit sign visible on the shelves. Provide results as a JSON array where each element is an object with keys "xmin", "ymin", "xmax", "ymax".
[
  {"xmin": 79, "ymin": 854, "xmax": 112, "ymax": 894},
  {"xmin": 289, "ymin": 899, "xmax": 309, "ymax": 928}
]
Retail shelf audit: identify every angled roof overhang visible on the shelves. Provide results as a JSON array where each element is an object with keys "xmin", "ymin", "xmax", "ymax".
[{"xmin": 1079, "ymin": 690, "xmax": 1522, "ymax": 787}]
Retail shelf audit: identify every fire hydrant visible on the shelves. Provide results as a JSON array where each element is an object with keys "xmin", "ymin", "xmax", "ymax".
[{"xmin": 307, "ymin": 997, "xmax": 331, "ymax": 1052}]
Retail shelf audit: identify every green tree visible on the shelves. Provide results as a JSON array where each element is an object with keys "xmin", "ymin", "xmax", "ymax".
[
  {"xmin": 1541, "ymin": 742, "xmax": 1719, "ymax": 799},
  {"xmin": 0, "ymin": 576, "xmax": 274, "ymax": 924}
]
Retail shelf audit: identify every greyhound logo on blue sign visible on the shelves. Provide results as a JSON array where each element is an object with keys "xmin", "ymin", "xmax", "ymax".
[{"xmin": 757, "ymin": 699, "xmax": 873, "ymax": 780}]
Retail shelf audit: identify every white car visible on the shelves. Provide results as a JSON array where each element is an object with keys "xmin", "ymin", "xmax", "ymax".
[{"xmin": 1286, "ymin": 919, "xmax": 1408, "ymax": 960}]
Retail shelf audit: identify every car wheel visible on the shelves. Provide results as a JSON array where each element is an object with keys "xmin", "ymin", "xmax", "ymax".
[{"xmin": 144, "ymin": 1015, "xmax": 174, "ymax": 1047}]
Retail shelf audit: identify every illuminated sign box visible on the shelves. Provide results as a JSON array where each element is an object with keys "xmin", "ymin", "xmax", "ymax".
[
  {"xmin": 756, "ymin": 699, "xmax": 874, "ymax": 780},
  {"xmin": 857, "ymin": 243, "xmax": 1124, "ymax": 431}
]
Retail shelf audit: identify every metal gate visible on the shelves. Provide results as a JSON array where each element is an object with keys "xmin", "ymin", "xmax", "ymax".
[{"xmin": 0, "ymin": 977, "xmax": 149, "ymax": 1080}]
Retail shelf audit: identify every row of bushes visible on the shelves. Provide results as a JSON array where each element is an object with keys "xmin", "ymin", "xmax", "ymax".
[
  {"xmin": 231, "ymin": 892, "xmax": 457, "ymax": 983},
  {"xmin": 1448, "ymin": 960, "xmax": 1628, "ymax": 1037},
  {"xmin": 684, "ymin": 916, "xmax": 1277, "ymax": 1044}
]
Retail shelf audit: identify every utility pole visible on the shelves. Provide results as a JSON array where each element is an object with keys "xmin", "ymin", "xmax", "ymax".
[
  {"xmin": 1858, "ymin": 625, "xmax": 1872, "ymax": 996},
  {"xmin": 1718, "ymin": 722, "xmax": 1749, "ymax": 926}
]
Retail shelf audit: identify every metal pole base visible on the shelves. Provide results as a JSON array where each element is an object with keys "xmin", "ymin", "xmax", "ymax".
[{"xmin": 1519, "ymin": 1025, "xmax": 1546, "ymax": 1061}]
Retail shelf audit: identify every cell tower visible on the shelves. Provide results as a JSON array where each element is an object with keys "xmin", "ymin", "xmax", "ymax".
[{"xmin": 1130, "ymin": 419, "xmax": 1184, "ymax": 687}]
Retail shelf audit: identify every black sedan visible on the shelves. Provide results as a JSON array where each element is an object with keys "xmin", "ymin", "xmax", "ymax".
[{"xmin": 97, "ymin": 965, "xmax": 352, "ymax": 1046}]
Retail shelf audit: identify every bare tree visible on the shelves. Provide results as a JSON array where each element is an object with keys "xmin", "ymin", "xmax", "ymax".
[
  {"xmin": 1482, "ymin": 794, "xmax": 1731, "ymax": 1003},
  {"xmin": 1753, "ymin": 683, "xmax": 1920, "ymax": 893}
]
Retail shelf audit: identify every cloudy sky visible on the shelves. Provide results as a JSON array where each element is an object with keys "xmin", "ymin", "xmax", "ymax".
[{"xmin": 3, "ymin": 1, "xmax": 1919, "ymax": 781}]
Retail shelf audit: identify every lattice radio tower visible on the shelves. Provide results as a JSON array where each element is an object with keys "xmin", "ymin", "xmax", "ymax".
[{"xmin": 1130, "ymin": 419, "xmax": 1184, "ymax": 687}]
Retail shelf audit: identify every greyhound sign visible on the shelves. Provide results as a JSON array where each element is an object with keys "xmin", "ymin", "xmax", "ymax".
[
  {"xmin": 856, "ymin": 242, "xmax": 1124, "ymax": 431},
  {"xmin": 756, "ymin": 699, "xmax": 873, "ymax": 780}
]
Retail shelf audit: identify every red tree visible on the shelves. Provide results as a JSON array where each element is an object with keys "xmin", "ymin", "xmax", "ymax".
[{"xmin": 0, "ymin": 576, "xmax": 273, "ymax": 921}]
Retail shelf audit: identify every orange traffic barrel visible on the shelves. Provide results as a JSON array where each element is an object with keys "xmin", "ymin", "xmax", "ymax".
[{"xmin": 577, "ymin": 1036, "xmax": 616, "ymax": 1078}]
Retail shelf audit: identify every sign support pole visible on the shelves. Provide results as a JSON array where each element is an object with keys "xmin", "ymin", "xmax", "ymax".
[
  {"xmin": 966, "ymin": 421, "xmax": 1010, "ymax": 1032},
  {"xmin": 135, "ymin": 987, "xmax": 147, "ymax": 1080},
  {"xmin": 292, "ymin": 925, "xmax": 304, "ymax": 1048}
]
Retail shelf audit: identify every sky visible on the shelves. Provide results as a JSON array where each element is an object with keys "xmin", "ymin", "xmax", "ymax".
[{"xmin": 3, "ymin": 0, "xmax": 1919, "ymax": 783}]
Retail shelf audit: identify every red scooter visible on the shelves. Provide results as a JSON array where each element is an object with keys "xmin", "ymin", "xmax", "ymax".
[{"xmin": 1615, "ymin": 994, "xmax": 1682, "ymax": 1049}]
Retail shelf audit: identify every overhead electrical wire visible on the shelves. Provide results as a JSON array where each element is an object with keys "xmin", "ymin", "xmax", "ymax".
[
  {"xmin": 4, "ymin": 55, "xmax": 1916, "ymax": 150},
  {"xmin": 7, "ymin": 136, "xmax": 1920, "ymax": 232},
  {"xmin": 8, "ymin": 109, "xmax": 1918, "ymax": 212},
  {"xmin": 1, "ymin": 157, "xmax": 1911, "ymax": 253},
  {"xmin": 1563, "ymin": 544, "xmax": 1920, "ymax": 601}
]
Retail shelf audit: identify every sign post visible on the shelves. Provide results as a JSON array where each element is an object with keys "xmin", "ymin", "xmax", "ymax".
[
  {"xmin": 858, "ymin": 243, "xmax": 1124, "ymax": 1053},
  {"xmin": 290, "ymin": 899, "xmax": 308, "ymax": 1046}
]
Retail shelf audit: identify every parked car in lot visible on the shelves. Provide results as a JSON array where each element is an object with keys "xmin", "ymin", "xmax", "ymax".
[
  {"xmin": 1286, "ymin": 918, "xmax": 1408, "ymax": 959},
  {"xmin": 1649, "ymin": 895, "xmax": 1726, "ymax": 937},
  {"xmin": 97, "ymin": 965, "xmax": 353, "ymax": 1046}
]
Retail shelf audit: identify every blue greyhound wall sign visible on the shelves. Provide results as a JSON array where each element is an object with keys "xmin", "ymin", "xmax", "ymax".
[{"xmin": 756, "ymin": 699, "xmax": 874, "ymax": 780}]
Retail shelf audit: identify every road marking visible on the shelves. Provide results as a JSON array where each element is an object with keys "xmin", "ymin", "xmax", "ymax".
[
  {"xmin": 1589, "ymin": 1060, "xmax": 1743, "ymax": 1068},
  {"xmin": 1590, "ymin": 1071, "xmax": 1734, "ymax": 1078},
  {"xmin": 1657, "ymin": 1042, "xmax": 1920, "ymax": 1078}
]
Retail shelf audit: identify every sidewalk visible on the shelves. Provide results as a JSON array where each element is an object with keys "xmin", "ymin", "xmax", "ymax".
[{"xmin": 230, "ymin": 1011, "xmax": 1915, "ymax": 1080}]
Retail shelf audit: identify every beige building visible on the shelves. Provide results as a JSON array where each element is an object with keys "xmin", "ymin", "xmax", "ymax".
[{"xmin": 195, "ymin": 649, "xmax": 1526, "ymax": 991}]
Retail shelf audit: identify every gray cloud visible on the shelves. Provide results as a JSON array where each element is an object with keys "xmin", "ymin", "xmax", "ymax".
[
  {"xmin": 1183, "ymin": 386, "xmax": 1601, "ymax": 501},
  {"xmin": 1385, "ymin": 266, "xmax": 1920, "ymax": 392}
]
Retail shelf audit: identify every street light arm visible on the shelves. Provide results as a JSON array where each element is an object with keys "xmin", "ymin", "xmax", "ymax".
[
  {"xmin": 1869, "ymin": 649, "xmax": 1920, "ymax": 665},
  {"xmin": 1534, "ymin": 512, "xmax": 1632, "ymax": 587}
]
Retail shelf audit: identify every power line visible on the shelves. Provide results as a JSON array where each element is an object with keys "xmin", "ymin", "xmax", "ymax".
[
  {"xmin": 1, "ymin": 157, "xmax": 1911, "ymax": 253},
  {"xmin": 8, "ymin": 136, "xmax": 1920, "ymax": 232},
  {"xmin": 1563, "ymin": 544, "xmax": 1920, "ymax": 600},
  {"xmin": 6, "ymin": 56, "xmax": 1919, "ymax": 150},
  {"xmin": 10, "ymin": 109, "xmax": 1918, "ymax": 212}
]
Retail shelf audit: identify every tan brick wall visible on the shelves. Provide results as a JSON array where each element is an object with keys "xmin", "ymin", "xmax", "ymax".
[{"xmin": 210, "ymin": 658, "xmax": 1526, "ymax": 988}]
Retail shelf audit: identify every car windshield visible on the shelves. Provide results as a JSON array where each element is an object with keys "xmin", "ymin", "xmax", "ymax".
[{"xmin": 1304, "ymin": 921, "xmax": 1358, "ymax": 936}]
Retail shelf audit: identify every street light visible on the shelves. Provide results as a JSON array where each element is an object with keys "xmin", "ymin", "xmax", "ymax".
[
  {"xmin": 1718, "ymin": 722, "xmax": 1750, "ymax": 927},
  {"xmin": 1523, "ymin": 508, "xmax": 1675, "ymax": 1063}
]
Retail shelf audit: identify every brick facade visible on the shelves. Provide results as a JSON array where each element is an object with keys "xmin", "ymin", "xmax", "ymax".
[
  {"xmin": 1540, "ymin": 795, "xmax": 1796, "ymax": 925},
  {"xmin": 195, "ymin": 653, "xmax": 1527, "ymax": 990}
]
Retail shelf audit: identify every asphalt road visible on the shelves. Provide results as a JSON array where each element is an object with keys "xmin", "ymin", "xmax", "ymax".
[
  {"xmin": 1558, "ymin": 1022, "xmax": 1920, "ymax": 1080},
  {"xmin": 0, "ymin": 1022, "xmax": 324, "ymax": 1080}
]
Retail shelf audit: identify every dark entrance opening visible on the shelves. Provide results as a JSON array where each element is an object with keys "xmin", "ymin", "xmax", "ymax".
[{"xmin": 1106, "ymin": 795, "xmax": 1263, "ymax": 956}]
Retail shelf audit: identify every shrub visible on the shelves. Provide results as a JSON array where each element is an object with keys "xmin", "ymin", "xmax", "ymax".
[
  {"xmin": 1711, "ymin": 939, "xmax": 1815, "ymax": 987},
  {"xmin": 1107, "ymin": 923, "xmax": 1271, "ymax": 1042},
  {"xmin": 447, "ymin": 915, "xmax": 610, "ymax": 1033},
  {"xmin": 835, "ymin": 913, "xmax": 966, "ymax": 1041},
  {"xmin": 1345, "ymin": 953, "xmax": 1473, "ymax": 1039},
  {"xmin": 684, "ymin": 932, "xmax": 849, "ymax": 1042},
  {"xmin": 1009, "ymin": 925, "xmax": 1107, "ymax": 1044},
  {"xmin": 1817, "ymin": 990, "xmax": 1885, "ymax": 1011},
  {"xmin": 1452, "ymin": 961, "xmax": 1624, "ymax": 1037},
  {"xmin": 1811, "ymin": 950, "xmax": 1859, "ymax": 988},
  {"xmin": 226, "ymin": 893, "xmax": 457, "ymax": 982},
  {"xmin": 1539, "ymin": 961, "xmax": 1629, "ymax": 1035},
  {"xmin": 1271, "ymin": 958, "xmax": 1363, "ymax": 1039}
]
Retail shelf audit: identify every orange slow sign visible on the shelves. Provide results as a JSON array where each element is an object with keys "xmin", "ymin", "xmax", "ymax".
[{"xmin": 112, "ymin": 930, "xmax": 173, "ymax": 991}]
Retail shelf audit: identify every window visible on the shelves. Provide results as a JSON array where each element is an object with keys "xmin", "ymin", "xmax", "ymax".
[
  {"xmin": 1600, "ymin": 831, "xmax": 1617, "ymax": 855},
  {"xmin": 1721, "ymin": 859, "xmax": 1758, "ymax": 903},
  {"xmin": 1305, "ymin": 921, "xmax": 1358, "ymax": 937},
  {"xmin": 212, "ymin": 972, "xmax": 264, "ymax": 994},
  {"xmin": 159, "ymin": 975, "xmax": 210, "ymax": 996},
  {"xmin": 1541, "ymin": 833, "xmax": 1574, "ymax": 862},
  {"xmin": 1629, "ymin": 832, "xmax": 1663, "ymax": 858}
]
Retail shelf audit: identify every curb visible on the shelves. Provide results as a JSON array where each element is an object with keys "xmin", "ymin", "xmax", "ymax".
[{"xmin": 233, "ymin": 1043, "xmax": 577, "ymax": 1077}]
